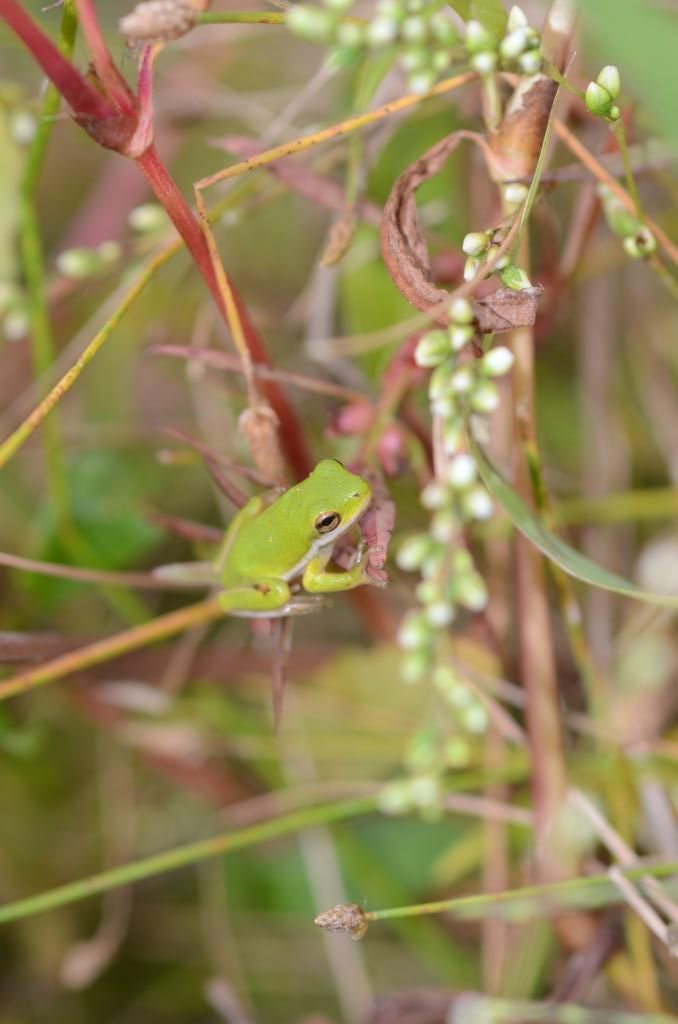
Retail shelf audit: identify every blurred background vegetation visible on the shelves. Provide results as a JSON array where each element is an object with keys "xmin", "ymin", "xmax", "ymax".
[{"xmin": 0, "ymin": 1, "xmax": 677, "ymax": 1022}]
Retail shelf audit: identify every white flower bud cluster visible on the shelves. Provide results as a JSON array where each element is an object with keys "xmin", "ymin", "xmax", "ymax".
[
  {"xmin": 55, "ymin": 241, "xmax": 122, "ymax": 280},
  {"xmin": 461, "ymin": 228, "xmax": 532, "ymax": 292},
  {"xmin": 585, "ymin": 65, "xmax": 621, "ymax": 122},
  {"xmin": 395, "ymin": 295, "xmax": 514, "ymax": 756},
  {"xmin": 464, "ymin": 6, "xmax": 542, "ymax": 77},
  {"xmin": 597, "ymin": 184, "xmax": 657, "ymax": 261},
  {"xmin": 288, "ymin": 0, "xmax": 461, "ymax": 93}
]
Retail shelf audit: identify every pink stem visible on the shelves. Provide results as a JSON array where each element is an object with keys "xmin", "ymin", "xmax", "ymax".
[
  {"xmin": 75, "ymin": 0, "xmax": 137, "ymax": 114},
  {"xmin": 1, "ymin": 0, "xmax": 114, "ymax": 119}
]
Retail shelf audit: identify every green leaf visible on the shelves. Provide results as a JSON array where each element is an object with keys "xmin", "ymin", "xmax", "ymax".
[
  {"xmin": 450, "ymin": 0, "xmax": 507, "ymax": 37},
  {"xmin": 471, "ymin": 442, "xmax": 678, "ymax": 609}
]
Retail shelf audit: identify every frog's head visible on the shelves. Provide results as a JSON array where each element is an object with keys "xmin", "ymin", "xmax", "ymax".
[{"xmin": 300, "ymin": 459, "xmax": 372, "ymax": 547}]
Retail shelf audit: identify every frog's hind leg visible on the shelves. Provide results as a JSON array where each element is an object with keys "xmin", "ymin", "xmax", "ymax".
[{"xmin": 217, "ymin": 577, "xmax": 291, "ymax": 614}]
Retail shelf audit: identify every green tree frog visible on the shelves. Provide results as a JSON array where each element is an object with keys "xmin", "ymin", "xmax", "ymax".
[{"xmin": 209, "ymin": 459, "xmax": 376, "ymax": 616}]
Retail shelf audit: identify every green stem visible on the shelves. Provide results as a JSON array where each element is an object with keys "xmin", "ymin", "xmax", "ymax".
[
  {"xmin": 19, "ymin": 0, "xmax": 77, "ymax": 524},
  {"xmin": 0, "ymin": 795, "xmax": 376, "ymax": 925},
  {"xmin": 611, "ymin": 118, "xmax": 643, "ymax": 218},
  {"xmin": 197, "ymin": 10, "xmax": 287, "ymax": 24},
  {"xmin": 365, "ymin": 859, "xmax": 678, "ymax": 924}
]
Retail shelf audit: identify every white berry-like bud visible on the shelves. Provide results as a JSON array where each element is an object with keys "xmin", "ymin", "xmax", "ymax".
[
  {"xmin": 447, "ymin": 453, "xmax": 477, "ymax": 489},
  {"xmin": 430, "ymin": 510, "xmax": 458, "ymax": 543},
  {"xmin": 426, "ymin": 601, "xmax": 455, "ymax": 627},
  {"xmin": 408, "ymin": 68, "xmax": 436, "ymax": 94},
  {"xmin": 462, "ymin": 231, "xmax": 490, "ymax": 256},
  {"xmin": 450, "ymin": 366, "xmax": 475, "ymax": 394},
  {"xmin": 585, "ymin": 80, "xmax": 613, "ymax": 118},
  {"xmin": 449, "ymin": 297, "xmax": 474, "ymax": 324},
  {"xmin": 397, "ymin": 611, "xmax": 431, "ymax": 650},
  {"xmin": 518, "ymin": 48, "xmax": 541, "ymax": 74},
  {"xmin": 503, "ymin": 182, "xmax": 528, "ymax": 206},
  {"xmin": 367, "ymin": 15, "xmax": 399, "ymax": 46},
  {"xmin": 494, "ymin": 252, "xmax": 511, "ymax": 270},
  {"xmin": 401, "ymin": 45, "xmax": 429, "ymax": 70},
  {"xmin": 499, "ymin": 26, "xmax": 529, "ymax": 60},
  {"xmin": 401, "ymin": 15, "xmax": 426, "ymax": 41},
  {"xmin": 415, "ymin": 330, "xmax": 449, "ymax": 367},
  {"xmin": 287, "ymin": 5, "xmax": 335, "ymax": 40},
  {"xmin": 400, "ymin": 650, "xmax": 432, "ymax": 683},
  {"xmin": 336, "ymin": 21, "xmax": 364, "ymax": 46},
  {"xmin": 498, "ymin": 264, "xmax": 532, "ymax": 291},
  {"xmin": 463, "ymin": 701, "xmax": 489, "ymax": 733},
  {"xmin": 471, "ymin": 51, "xmax": 498, "ymax": 75},
  {"xmin": 10, "ymin": 110, "xmax": 36, "ymax": 145},
  {"xmin": 442, "ymin": 417, "xmax": 463, "ymax": 454},
  {"xmin": 454, "ymin": 571, "xmax": 488, "ymax": 610},
  {"xmin": 596, "ymin": 65, "xmax": 620, "ymax": 100},
  {"xmin": 3, "ymin": 309, "xmax": 28, "ymax": 342},
  {"xmin": 464, "ymin": 486, "xmax": 493, "ymax": 520},
  {"xmin": 470, "ymin": 380, "xmax": 500, "ymax": 413},
  {"xmin": 463, "ymin": 256, "xmax": 481, "ymax": 281},
  {"xmin": 396, "ymin": 533, "xmax": 433, "ymax": 571},
  {"xmin": 482, "ymin": 345, "xmax": 514, "ymax": 376},
  {"xmin": 56, "ymin": 247, "xmax": 102, "ymax": 278},
  {"xmin": 129, "ymin": 203, "xmax": 167, "ymax": 233},
  {"xmin": 449, "ymin": 324, "xmax": 474, "ymax": 352},
  {"xmin": 507, "ymin": 5, "xmax": 528, "ymax": 31},
  {"xmin": 429, "ymin": 12, "xmax": 458, "ymax": 46},
  {"xmin": 421, "ymin": 481, "xmax": 448, "ymax": 509}
]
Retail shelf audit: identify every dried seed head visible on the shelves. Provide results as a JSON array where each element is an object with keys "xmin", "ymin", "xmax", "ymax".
[
  {"xmin": 120, "ymin": 1, "xmax": 197, "ymax": 46},
  {"xmin": 314, "ymin": 902, "xmax": 368, "ymax": 940},
  {"xmin": 238, "ymin": 405, "xmax": 286, "ymax": 484}
]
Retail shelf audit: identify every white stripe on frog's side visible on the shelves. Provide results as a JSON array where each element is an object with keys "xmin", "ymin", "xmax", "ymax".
[{"xmin": 280, "ymin": 499, "xmax": 370, "ymax": 583}]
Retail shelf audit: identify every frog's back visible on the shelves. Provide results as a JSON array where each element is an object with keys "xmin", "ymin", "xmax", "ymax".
[{"xmin": 223, "ymin": 487, "xmax": 316, "ymax": 585}]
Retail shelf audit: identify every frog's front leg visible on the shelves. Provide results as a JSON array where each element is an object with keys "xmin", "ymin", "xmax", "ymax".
[
  {"xmin": 217, "ymin": 577, "xmax": 292, "ymax": 614},
  {"xmin": 302, "ymin": 548, "xmax": 369, "ymax": 593}
]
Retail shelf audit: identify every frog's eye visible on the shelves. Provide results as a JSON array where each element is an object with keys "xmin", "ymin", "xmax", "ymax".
[{"xmin": 315, "ymin": 511, "xmax": 341, "ymax": 534}]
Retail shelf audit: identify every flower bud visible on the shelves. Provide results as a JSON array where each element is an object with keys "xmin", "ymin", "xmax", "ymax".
[
  {"xmin": 462, "ymin": 701, "xmax": 489, "ymax": 733},
  {"xmin": 498, "ymin": 264, "xmax": 532, "ymax": 290},
  {"xmin": 596, "ymin": 65, "xmax": 620, "ymax": 100},
  {"xmin": 503, "ymin": 182, "xmax": 528, "ymax": 206},
  {"xmin": 421, "ymin": 481, "xmax": 449, "ymax": 509},
  {"xmin": 464, "ymin": 19, "xmax": 495, "ymax": 54},
  {"xmin": 449, "ymin": 296, "xmax": 474, "ymax": 324},
  {"xmin": 442, "ymin": 417, "xmax": 463, "ymax": 454},
  {"xmin": 507, "ymin": 5, "xmax": 528, "ymax": 31},
  {"xmin": 3, "ymin": 309, "xmax": 28, "ymax": 342},
  {"xmin": 287, "ymin": 4, "xmax": 335, "ymax": 40},
  {"xmin": 129, "ymin": 203, "xmax": 167, "ymax": 233},
  {"xmin": 449, "ymin": 324, "xmax": 474, "ymax": 352},
  {"xmin": 471, "ymin": 51, "xmax": 498, "ymax": 75},
  {"xmin": 336, "ymin": 21, "xmax": 365, "ymax": 46},
  {"xmin": 408, "ymin": 68, "xmax": 436, "ymax": 94},
  {"xmin": 409, "ymin": 774, "xmax": 442, "ymax": 808},
  {"xmin": 401, "ymin": 45, "xmax": 429, "ymax": 70},
  {"xmin": 464, "ymin": 486, "xmax": 493, "ymax": 520},
  {"xmin": 366, "ymin": 15, "xmax": 399, "ymax": 46},
  {"xmin": 426, "ymin": 601, "xmax": 455, "ymax": 627},
  {"xmin": 378, "ymin": 780, "xmax": 412, "ymax": 813},
  {"xmin": 463, "ymin": 256, "xmax": 481, "ymax": 281},
  {"xmin": 375, "ymin": 0, "xmax": 403, "ymax": 18},
  {"xmin": 482, "ymin": 345, "xmax": 514, "ymax": 376},
  {"xmin": 415, "ymin": 330, "xmax": 450, "ymax": 367},
  {"xmin": 453, "ymin": 571, "xmax": 488, "ymax": 610},
  {"xmin": 397, "ymin": 611, "xmax": 432, "ymax": 650},
  {"xmin": 10, "ymin": 110, "xmax": 36, "ymax": 145},
  {"xmin": 444, "ymin": 736, "xmax": 471, "ymax": 767},
  {"xmin": 396, "ymin": 533, "xmax": 433, "ymax": 571},
  {"xmin": 585, "ymin": 80, "xmax": 613, "ymax": 118},
  {"xmin": 499, "ymin": 26, "xmax": 529, "ymax": 60},
  {"xmin": 462, "ymin": 231, "xmax": 490, "ymax": 256},
  {"xmin": 447, "ymin": 453, "xmax": 477, "ymax": 489},
  {"xmin": 470, "ymin": 380, "xmax": 500, "ymax": 413},
  {"xmin": 56, "ymin": 247, "xmax": 104, "ymax": 279},
  {"xmin": 431, "ymin": 49, "xmax": 452, "ymax": 72},
  {"xmin": 517, "ymin": 47, "xmax": 541, "ymax": 74},
  {"xmin": 401, "ymin": 649, "xmax": 433, "ymax": 683},
  {"xmin": 449, "ymin": 366, "xmax": 475, "ymax": 394},
  {"xmin": 401, "ymin": 15, "xmax": 426, "ymax": 42},
  {"xmin": 430, "ymin": 510, "xmax": 458, "ymax": 543}
]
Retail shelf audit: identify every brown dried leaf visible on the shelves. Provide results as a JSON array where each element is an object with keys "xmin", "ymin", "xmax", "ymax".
[{"xmin": 380, "ymin": 132, "xmax": 541, "ymax": 332}]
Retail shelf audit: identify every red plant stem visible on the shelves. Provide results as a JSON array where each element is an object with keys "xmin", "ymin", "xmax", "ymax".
[
  {"xmin": 0, "ymin": 0, "xmax": 113, "ymax": 119},
  {"xmin": 74, "ymin": 0, "xmax": 136, "ymax": 115},
  {"xmin": 134, "ymin": 145, "xmax": 313, "ymax": 480}
]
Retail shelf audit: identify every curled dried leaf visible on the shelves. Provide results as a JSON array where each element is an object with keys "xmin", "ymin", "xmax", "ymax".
[
  {"xmin": 314, "ymin": 902, "xmax": 368, "ymax": 940},
  {"xmin": 380, "ymin": 132, "xmax": 541, "ymax": 332}
]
